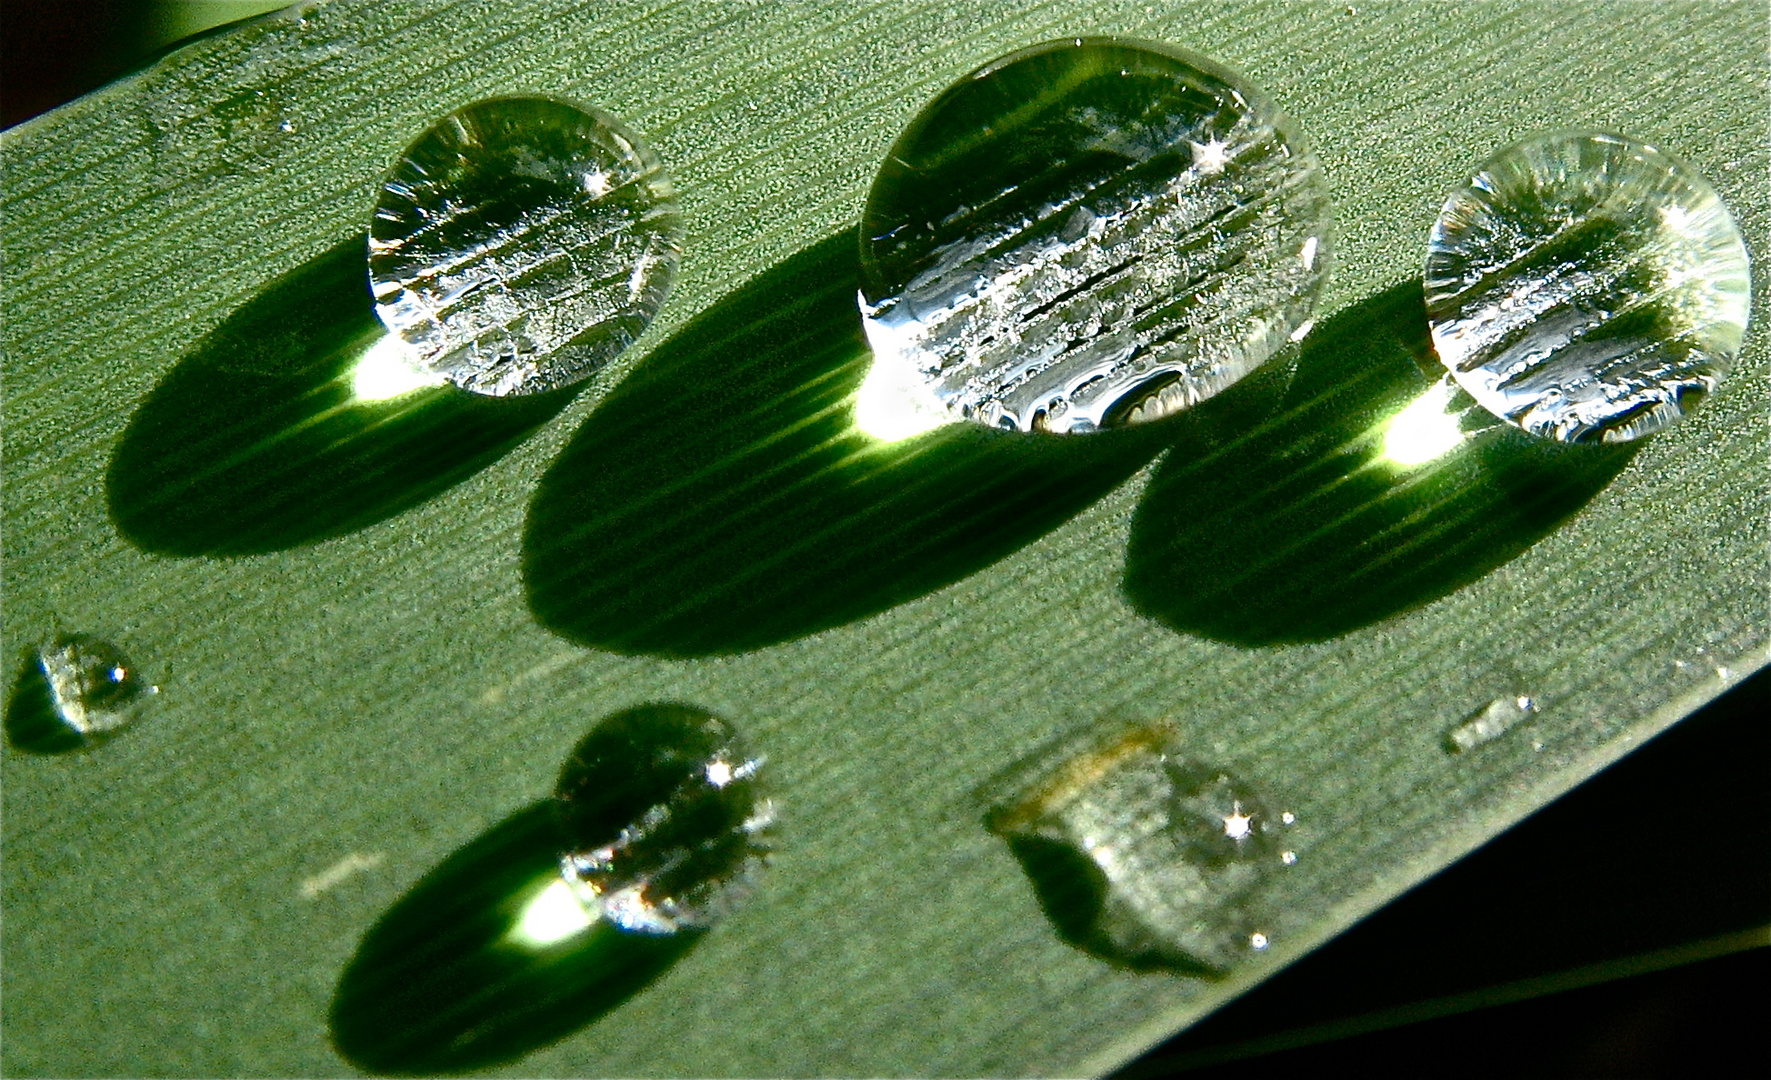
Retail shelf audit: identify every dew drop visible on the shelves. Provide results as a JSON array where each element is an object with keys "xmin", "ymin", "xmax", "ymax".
[
  {"xmin": 1425, "ymin": 131, "xmax": 1751, "ymax": 443},
  {"xmin": 370, "ymin": 96, "xmax": 681, "ymax": 397},
  {"xmin": 986, "ymin": 720, "xmax": 1296, "ymax": 972},
  {"xmin": 6, "ymin": 635, "xmax": 156, "ymax": 753},
  {"xmin": 857, "ymin": 38, "xmax": 1332, "ymax": 435},
  {"xmin": 1445, "ymin": 694, "xmax": 1539, "ymax": 753},
  {"xmin": 554, "ymin": 704, "xmax": 773, "ymax": 934}
]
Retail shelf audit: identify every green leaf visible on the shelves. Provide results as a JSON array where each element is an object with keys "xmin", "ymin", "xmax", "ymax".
[{"xmin": 3, "ymin": 2, "xmax": 1765, "ymax": 1076}]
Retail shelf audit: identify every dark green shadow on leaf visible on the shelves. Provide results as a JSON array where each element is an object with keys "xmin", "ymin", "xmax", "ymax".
[
  {"xmin": 106, "ymin": 236, "xmax": 575, "ymax": 557},
  {"xmin": 522, "ymin": 230, "xmax": 1175, "ymax": 658},
  {"xmin": 1123, "ymin": 280, "xmax": 1638, "ymax": 647},
  {"xmin": 5, "ymin": 653, "xmax": 84, "ymax": 755},
  {"xmin": 329, "ymin": 800, "xmax": 698, "ymax": 1076}
]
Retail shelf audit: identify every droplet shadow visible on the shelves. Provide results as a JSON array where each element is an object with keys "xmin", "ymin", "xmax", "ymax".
[
  {"xmin": 329, "ymin": 800, "xmax": 699, "ymax": 1076},
  {"xmin": 522, "ymin": 230, "xmax": 1180, "ymax": 658},
  {"xmin": 1123, "ymin": 279, "xmax": 1638, "ymax": 646},
  {"xmin": 5, "ymin": 653, "xmax": 84, "ymax": 755},
  {"xmin": 106, "ymin": 236, "xmax": 577, "ymax": 557}
]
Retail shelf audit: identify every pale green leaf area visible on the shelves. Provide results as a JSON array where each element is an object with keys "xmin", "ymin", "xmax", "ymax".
[{"xmin": 2, "ymin": 1, "xmax": 1766, "ymax": 1076}]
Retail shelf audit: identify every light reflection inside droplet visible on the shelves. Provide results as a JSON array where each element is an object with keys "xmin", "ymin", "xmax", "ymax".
[
  {"xmin": 1382, "ymin": 377, "xmax": 1468, "ymax": 467},
  {"xmin": 507, "ymin": 877, "xmax": 598, "ymax": 949},
  {"xmin": 350, "ymin": 333, "xmax": 450, "ymax": 402}
]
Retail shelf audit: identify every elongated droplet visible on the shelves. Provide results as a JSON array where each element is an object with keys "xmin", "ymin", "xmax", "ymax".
[
  {"xmin": 858, "ymin": 37, "xmax": 1331, "ymax": 435},
  {"xmin": 986, "ymin": 720, "xmax": 1295, "ymax": 972},
  {"xmin": 370, "ymin": 96, "xmax": 681, "ymax": 396},
  {"xmin": 1424, "ymin": 131, "xmax": 1750, "ymax": 443},
  {"xmin": 6, "ymin": 635, "xmax": 155, "ymax": 752},
  {"xmin": 555, "ymin": 704, "xmax": 773, "ymax": 934},
  {"xmin": 1445, "ymin": 695, "xmax": 1538, "ymax": 753}
]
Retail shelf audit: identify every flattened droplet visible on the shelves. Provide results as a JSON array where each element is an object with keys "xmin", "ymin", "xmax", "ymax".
[
  {"xmin": 6, "ymin": 635, "xmax": 155, "ymax": 752},
  {"xmin": 370, "ymin": 97, "xmax": 681, "ymax": 396},
  {"xmin": 859, "ymin": 38, "xmax": 1331, "ymax": 434},
  {"xmin": 554, "ymin": 704, "xmax": 773, "ymax": 934},
  {"xmin": 1445, "ymin": 695, "xmax": 1538, "ymax": 753},
  {"xmin": 986, "ymin": 720, "xmax": 1295, "ymax": 972},
  {"xmin": 1425, "ymin": 131, "xmax": 1751, "ymax": 443}
]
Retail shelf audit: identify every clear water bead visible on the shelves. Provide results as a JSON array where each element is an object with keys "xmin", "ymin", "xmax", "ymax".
[
  {"xmin": 1424, "ymin": 131, "xmax": 1750, "ymax": 443},
  {"xmin": 370, "ymin": 97, "xmax": 681, "ymax": 396},
  {"xmin": 27, "ymin": 636, "xmax": 154, "ymax": 746},
  {"xmin": 987, "ymin": 721, "xmax": 1295, "ymax": 971},
  {"xmin": 554, "ymin": 704, "xmax": 773, "ymax": 935},
  {"xmin": 858, "ymin": 38, "xmax": 1331, "ymax": 434}
]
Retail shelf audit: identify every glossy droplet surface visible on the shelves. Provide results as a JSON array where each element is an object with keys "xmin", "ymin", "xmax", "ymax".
[
  {"xmin": 1425, "ymin": 131, "xmax": 1750, "ymax": 443},
  {"xmin": 554, "ymin": 704, "xmax": 773, "ymax": 934},
  {"xmin": 370, "ymin": 96, "xmax": 680, "ymax": 396},
  {"xmin": 987, "ymin": 721, "xmax": 1295, "ymax": 972},
  {"xmin": 1446, "ymin": 695, "xmax": 1538, "ymax": 753},
  {"xmin": 7, "ymin": 636, "xmax": 154, "ymax": 751},
  {"xmin": 859, "ymin": 38, "xmax": 1331, "ymax": 434}
]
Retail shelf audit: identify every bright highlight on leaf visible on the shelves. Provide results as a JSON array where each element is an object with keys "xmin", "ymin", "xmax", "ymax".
[
  {"xmin": 852, "ymin": 351, "xmax": 951, "ymax": 443},
  {"xmin": 349, "ymin": 333, "xmax": 449, "ymax": 402},
  {"xmin": 507, "ymin": 877, "xmax": 598, "ymax": 948},
  {"xmin": 1382, "ymin": 377, "xmax": 1468, "ymax": 467}
]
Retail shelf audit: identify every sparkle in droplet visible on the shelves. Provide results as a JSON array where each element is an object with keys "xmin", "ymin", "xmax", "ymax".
[
  {"xmin": 1425, "ymin": 131, "xmax": 1750, "ymax": 443},
  {"xmin": 859, "ymin": 38, "xmax": 1331, "ymax": 434},
  {"xmin": 370, "ymin": 96, "xmax": 681, "ymax": 396}
]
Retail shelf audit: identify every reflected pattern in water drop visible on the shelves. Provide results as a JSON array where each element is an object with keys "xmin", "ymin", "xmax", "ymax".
[
  {"xmin": 986, "ymin": 720, "xmax": 1295, "ymax": 972},
  {"xmin": 370, "ymin": 96, "xmax": 681, "ymax": 396},
  {"xmin": 6, "ymin": 635, "xmax": 155, "ymax": 753},
  {"xmin": 1445, "ymin": 695, "xmax": 1539, "ymax": 753},
  {"xmin": 858, "ymin": 37, "xmax": 1331, "ymax": 434},
  {"xmin": 555, "ymin": 703, "xmax": 774, "ymax": 934},
  {"xmin": 1425, "ymin": 131, "xmax": 1751, "ymax": 443}
]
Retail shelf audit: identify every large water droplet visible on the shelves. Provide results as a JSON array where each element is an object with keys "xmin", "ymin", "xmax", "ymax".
[
  {"xmin": 370, "ymin": 96, "xmax": 681, "ymax": 396},
  {"xmin": 555, "ymin": 704, "xmax": 773, "ymax": 934},
  {"xmin": 986, "ymin": 721, "xmax": 1295, "ymax": 972},
  {"xmin": 858, "ymin": 38, "xmax": 1332, "ymax": 435},
  {"xmin": 1425, "ymin": 131, "xmax": 1751, "ymax": 444},
  {"xmin": 6, "ymin": 635, "xmax": 156, "ymax": 753}
]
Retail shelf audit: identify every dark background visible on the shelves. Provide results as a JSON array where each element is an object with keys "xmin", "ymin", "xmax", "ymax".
[{"xmin": 5, "ymin": 4, "xmax": 1765, "ymax": 1075}]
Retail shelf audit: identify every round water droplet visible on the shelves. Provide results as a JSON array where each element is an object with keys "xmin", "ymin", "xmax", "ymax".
[
  {"xmin": 858, "ymin": 38, "xmax": 1332, "ymax": 434},
  {"xmin": 370, "ymin": 96, "xmax": 681, "ymax": 396},
  {"xmin": 1424, "ymin": 131, "xmax": 1751, "ymax": 443},
  {"xmin": 554, "ymin": 704, "xmax": 772, "ymax": 934},
  {"xmin": 6, "ymin": 635, "xmax": 154, "ymax": 751}
]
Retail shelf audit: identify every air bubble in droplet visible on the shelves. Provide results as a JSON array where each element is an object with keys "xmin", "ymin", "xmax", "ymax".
[
  {"xmin": 986, "ymin": 720, "xmax": 1296, "ymax": 972},
  {"xmin": 6, "ymin": 635, "xmax": 156, "ymax": 751},
  {"xmin": 554, "ymin": 704, "xmax": 772, "ymax": 934},
  {"xmin": 1425, "ymin": 131, "xmax": 1750, "ymax": 443},
  {"xmin": 370, "ymin": 96, "xmax": 681, "ymax": 396},
  {"xmin": 857, "ymin": 38, "xmax": 1331, "ymax": 435}
]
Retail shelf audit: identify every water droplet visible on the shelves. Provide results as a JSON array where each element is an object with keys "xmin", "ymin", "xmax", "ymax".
[
  {"xmin": 1425, "ymin": 131, "xmax": 1751, "ymax": 443},
  {"xmin": 370, "ymin": 96, "xmax": 682, "ymax": 396},
  {"xmin": 554, "ymin": 704, "xmax": 773, "ymax": 934},
  {"xmin": 1249, "ymin": 931, "xmax": 1270, "ymax": 950},
  {"xmin": 5, "ymin": 635, "xmax": 156, "ymax": 753},
  {"xmin": 986, "ymin": 720, "xmax": 1295, "ymax": 972},
  {"xmin": 857, "ymin": 38, "xmax": 1331, "ymax": 435},
  {"xmin": 1445, "ymin": 694, "xmax": 1539, "ymax": 753}
]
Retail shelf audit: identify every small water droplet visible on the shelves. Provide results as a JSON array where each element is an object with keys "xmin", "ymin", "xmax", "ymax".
[
  {"xmin": 554, "ymin": 704, "xmax": 773, "ymax": 934},
  {"xmin": 370, "ymin": 96, "xmax": 682, "ymax": 396},
  {"xmin": 1249, "ymin": 931, "xmax": 1270, "ymax": 950},
  {"xmin": 1444, "ymin": 694, "xmax": 1539, "ymax": 753},
  {"xmin": 986, "ymin": 720, "xmax": 1294, "ymax": 972},
  {"xmin": 1425, "ymin": 131, "xmax": 1751, "ymax": 443},
  {"xmin": 857, "ymin": 38, "xmax": 1331, "ymax": 435},
  {"xmin": 6, "ymin": 635, "xmax": 156, "ymax": 753}
]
